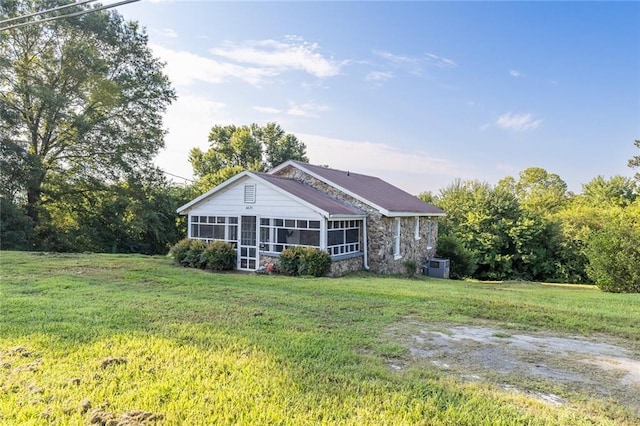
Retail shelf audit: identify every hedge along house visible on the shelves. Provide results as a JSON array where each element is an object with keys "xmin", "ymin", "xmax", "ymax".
[{"xmin": 177, "ymin": 161, "xmax": 445, "ymax": 276}]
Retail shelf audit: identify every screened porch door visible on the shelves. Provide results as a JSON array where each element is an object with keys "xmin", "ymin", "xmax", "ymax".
[{"xmin": 239, "ymin": 216, "xmax": 258, "ymax": 270}]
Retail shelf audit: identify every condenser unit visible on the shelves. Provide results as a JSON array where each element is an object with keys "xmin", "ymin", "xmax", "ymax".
[{"xmin": 423, "ymin": 258, "xmax": 450, "ymax": 279}]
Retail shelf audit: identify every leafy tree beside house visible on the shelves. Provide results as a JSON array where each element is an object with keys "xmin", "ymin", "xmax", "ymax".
[
  {"xmin": 189, "ymin": 122, "xmax": 308, "ymax": 193},
  {"xmin": 0, "ymin": 0, "xmax": 176, "ymax": 252}
]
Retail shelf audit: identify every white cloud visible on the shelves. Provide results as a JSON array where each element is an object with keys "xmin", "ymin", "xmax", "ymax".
[
  {"xmin": 150, "ymin": 44, "xmax": 277, "ymax": 86},
  {"xmin": 373, "ymin": 50, "xmax": 420, "ymax": 65},
  {"xmin": 425, "ymin": 53, "xmax": 457, "ymax": 68},
  {"xmin": 496, "ymin": 112, "xmax": 542, "ymax": 131},
  {"xmin": 286, "ymin": 102, "xmax": 330, "ymax": 118},
  {"xmin": 209, "ymin": 37, "xmax": 341, "ymax": 78},
  {"xmin": 509, "ymin": 69, "xmax": 521, "ymax": 77},
  {"xmin": 157, "ymin": 28, "xmax": 178, "ymax": 39},
  {"xmin": 365, "ymin": 71, "xmax": 393, "ymax": 83},
  {"xmin": 296, "ymin": 133, "xmax": 467, "ymax": 194},
  {"xmin": 253, "ymin": 102, "xmax": 330, "ymax": 118},
  {"xmin": 253, "ymin": 106, "xmax": 281, "ymax": 114},
  {"xmin": 154, "ymin": 94, "xmax": 228, "ymax": 181}
]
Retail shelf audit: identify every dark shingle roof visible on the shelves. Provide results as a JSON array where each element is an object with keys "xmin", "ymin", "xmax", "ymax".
[
  {"xmin": 257, "ymin": 173, "xmax": 365, "ymax": 216},
  {"xmin": 280, "ymin": 161, "xmax": 445, "ymax": 215}
]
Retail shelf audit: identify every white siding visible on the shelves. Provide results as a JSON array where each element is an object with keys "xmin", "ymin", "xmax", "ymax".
[{"xmin": 188, "ymin": 176, "xmax": 322, "ymax": 220}]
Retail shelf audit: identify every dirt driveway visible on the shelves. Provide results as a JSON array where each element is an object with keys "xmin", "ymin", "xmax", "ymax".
[{"xmin": 386, "ymin": 322, "xmax": 640, "ymax": 415}]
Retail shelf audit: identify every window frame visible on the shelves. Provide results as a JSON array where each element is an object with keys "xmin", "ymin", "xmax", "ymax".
[
  {"xmin": 327, "ymin": 219, "xmax": 361, "ymax": 257},
  {"xmin": 394, "ymin": 218, "xmax": 402, "ymax": 260}
]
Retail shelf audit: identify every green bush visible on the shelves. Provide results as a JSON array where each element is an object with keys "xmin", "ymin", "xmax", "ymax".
[
  {"xmin": 585, "ymin": 221, "xmax": 640, "ymax": 293},
  {"xmin": 435, "ymin": 233, "xmax": 477, "ymax": 279},
  {"xmin": 277, "ymin": 246, "xmax": 332, "ymax": 277},
  {"xmin": 169, "ymin": 238, "xmax": 193, "ymax": 266},
  {"xmin": 201, "ymin": 241, "xmax": 237, "ymax": 271},
  {"xmin": 403, "ymin": 259, "xmax": 418, "ymax": 278},
  {"xmin": 184, "ymin": 240, "xmax": 207, "ymax": 268},
  {"xmin": 299, "ymin": 247, "xmax": 332, "ymax": 277}
]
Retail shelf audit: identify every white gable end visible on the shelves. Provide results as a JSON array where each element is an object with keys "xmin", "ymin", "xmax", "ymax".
[{"xmin": 187, "ymin": 176, "xmax": 321, "ymax": 220}]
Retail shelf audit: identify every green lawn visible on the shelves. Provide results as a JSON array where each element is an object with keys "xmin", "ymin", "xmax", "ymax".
[{"xmin": 1, "ymin": 251, "xmax": 638, "ymax": 425}]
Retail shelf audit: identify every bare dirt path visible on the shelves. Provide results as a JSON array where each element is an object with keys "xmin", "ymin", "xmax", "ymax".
[{"xmin": 386, "ymin": 322, "xmax": 640, "ymax": 415}]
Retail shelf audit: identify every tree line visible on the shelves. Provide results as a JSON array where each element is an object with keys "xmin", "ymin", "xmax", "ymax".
[
  {"xmin": 421, "ymin": 161, "xmax": 640, "ymax": 292},
  {"xmin": 1, "ymin": 1, "xmax": 638, "ymax": 292}
]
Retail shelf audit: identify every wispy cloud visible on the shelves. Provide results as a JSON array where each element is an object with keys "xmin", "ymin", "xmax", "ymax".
[
  {"xmin": 425, "ymin": 53, "xmax": 457, "ymax": 68},
  {"xmin": 149, "ymin": 36, "xmax": 342, "ymax": 87},
  {"xmin": 286, "ymin": 101, "xmax": 330, "ymax": 118},
  {"xmin": 365, "ymin": 71, "xmax": 393, "ymax": 84},
  {"xmin": 253, "ymin": 106, "xmax": 281, "ymax": 114},
  {"xmin": 496, "ymin": 112, "xmax": 542, "ymax": 131},
  {"xmin": 149, "ymin": 27, "xmax": 179, "ymax": 39},
  {"xmin": 509, "ymin": 69, "xmax": 521, "ymax": 77},
  {"xmin": 209, "ymin": 36, "xmax": 341, "ymax": 78},
  {"xmin": 252, "ymin": 101, "xmax": 330, "ymax": 118},
  {"xmin": 297, "ymin": 133, "xmax": 466, "ymax": 194},
  {"xmin": 373, "ymin": 50, "xmax": 421, "ymax": 65},
  {"xmin": 150, "ymin": 44, "xmax": 277, "ymax": 86}
]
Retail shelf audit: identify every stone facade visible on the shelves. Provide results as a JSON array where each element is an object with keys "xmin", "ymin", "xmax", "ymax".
[
  {"xmin": 273, "ymin": 165, "xmax": 439, "ymax": 275},
  {"xmin": 258, "ymin": 251, "xmax": 363, "ymax": 277}
]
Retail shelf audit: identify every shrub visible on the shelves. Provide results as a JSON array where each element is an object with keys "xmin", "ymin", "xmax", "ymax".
[
  {"xmin": 435, "ymin": 233, "xmax": 477, "ymax": 279},
  {"xmin": 403, "ymin": 259, "xmax": 418, "ymax": 278},
  {"xmin": 169, "ymin": 238, "xmax": 193, "ymax": 266},
  {"xmin": 277, "ymin": 246, "xmax": 332, "ymax": 277},
  {"xmin": 277, "ymin": 247, "xmax": 302, "ymax": 276},
  {"xmin": 585, "ymin": 221, "xmax": 640, "ymax": 293},
  {"xmin": 184, "ymin": 240, "xmax": 207, "ymax": 268},
  {"xmin": 299, "ymin": 247, "xmax": 332, "ymax": 277},
  {"xmin": 201, "ymin": 241, "xmax": 237, "ymax": 271}
]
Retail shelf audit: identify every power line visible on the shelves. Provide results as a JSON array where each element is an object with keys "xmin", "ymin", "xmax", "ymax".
[
  {"xmin": 0, "ymin": 0, "xmax": 141, "ymax": 32},
  {"xmin": 0, "ymin": 0, "xmax": 98, "ymax": 27},
  {"xmin": 162, "ymin": 170, "xmax": 196, "ymax": 183}
]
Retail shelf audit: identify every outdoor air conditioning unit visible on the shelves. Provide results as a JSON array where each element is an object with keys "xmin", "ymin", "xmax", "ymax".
[{"xmin": 423, "ymin": 258, "xmax": 450, "ymax": 279}]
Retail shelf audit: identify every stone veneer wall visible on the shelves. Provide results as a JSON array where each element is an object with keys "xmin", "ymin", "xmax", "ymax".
[
  {"xmin": 368, "ymin": 216, "xmax": 438, "ymax": 274},
  {"xmin": 258, "ymin": 252, "xmax": 362, "ymax": 277},
  {"xmin": 274, "ymin": 165, "xmax": 439, "ymax": 275}
]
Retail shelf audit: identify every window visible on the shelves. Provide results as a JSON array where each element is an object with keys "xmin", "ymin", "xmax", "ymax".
[
  {"xmin": 244, "ymin": 184, "xmax": 256, "ymax": 203},
  {"xmin": 327, "ymin": 220, "xmax": 361, "ymax": 256},
  {"xmin": 414, "ymin": 217, "xmax": 421, "ymax": 240},
  {"xmin": 190, "ymin": 215, "xmax": 238, "ymax": 247},
  {"xmin": 394, "ymin": 218, "xmax": 401, "ymax": 259},
  {"xmin": 259, "ymin": 218, "xmax": 321, "ymax": 252}
]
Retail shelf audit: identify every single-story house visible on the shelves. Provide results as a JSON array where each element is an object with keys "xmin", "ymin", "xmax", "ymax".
[{"xmin": 176, "ymin": 160, "xmax": 445, "ymax": 275}]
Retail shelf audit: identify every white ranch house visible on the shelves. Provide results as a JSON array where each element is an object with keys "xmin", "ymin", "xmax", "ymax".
[{"xmin": 177, "ymin": 161, "xmax": 445, "ymax": 276}]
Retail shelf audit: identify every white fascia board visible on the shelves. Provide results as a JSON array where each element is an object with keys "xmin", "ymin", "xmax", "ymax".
[
  {"xmin": 327, "ymin": 214, "xmax": 368, "ymax": 219},
  {"xmin": 267, "ymin": 160, "xmax": 296, "ymax": 175},
  {"xmin": 176, "ymin": 171, "xmax": 251, "ymax": 214}
]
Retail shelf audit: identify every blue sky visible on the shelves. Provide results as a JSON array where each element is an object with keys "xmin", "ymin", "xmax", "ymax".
[{"xmin": 117, "ymin": 0, "xmax": 640, "ymax": 195}]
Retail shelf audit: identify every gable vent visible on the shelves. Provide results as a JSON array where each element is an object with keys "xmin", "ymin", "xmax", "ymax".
[{"xmin": 244, "ymin": 184, "xmax": 256, "ymax": 203}]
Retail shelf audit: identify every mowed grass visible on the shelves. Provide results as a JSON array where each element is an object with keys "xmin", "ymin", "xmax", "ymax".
[{"xmin": 1, "ymin": 252, "xmax": 639, "ymax": 425}]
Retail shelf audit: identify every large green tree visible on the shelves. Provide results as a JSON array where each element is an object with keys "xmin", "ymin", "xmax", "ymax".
[
  {"xmin": 0, "ymin": 0, "xmax": 175, "ymax": 231},
  {"xmin": 189, "ymin": 122, "xmax": 308, "ymax": 192}
]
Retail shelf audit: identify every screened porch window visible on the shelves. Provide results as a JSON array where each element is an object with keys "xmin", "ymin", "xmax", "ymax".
[
  {"xmin": 260, "ymin": 218, "xmax": 321, "ymax": 252},
  {"xmin": 327, "ymin": 220, "xmax": 361, "ymax": 256},
  {"xmin": 190, "ymin": 216, "xmax": 238, "ymax": 246}
]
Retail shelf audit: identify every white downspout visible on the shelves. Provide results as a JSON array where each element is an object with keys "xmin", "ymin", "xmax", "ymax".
[{"xmin": 363, "ymin": 216, "xmax": 369, "ymax": 270}]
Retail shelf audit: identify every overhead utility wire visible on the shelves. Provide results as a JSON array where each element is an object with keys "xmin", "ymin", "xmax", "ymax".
[
  {"xmin": 0, "ymin": 0, "xmax": 98, "ymax": 26},
  {"xmin": 162, "ymin": 171, "xmax": 196, "ymax": 183},
  {"xmin": 0, "ymin": 0, "xmax": 140, "ymax": 32}
]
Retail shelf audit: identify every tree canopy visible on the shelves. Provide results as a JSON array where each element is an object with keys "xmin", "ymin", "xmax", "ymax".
[
  {"xmin": 0, "ymin": 0, "xmax": 177, "ymax": 253},
  {"xmin": 189, "ymin": 122, "xmax": 308, "ymax": 192},
  {"xmin": 0, "ymin": 0, "xmax": 175, "ymax": 227}
]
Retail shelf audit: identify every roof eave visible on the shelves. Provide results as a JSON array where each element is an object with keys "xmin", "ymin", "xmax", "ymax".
[{"xmin": 385, "ymin": 211, "xmax": 447, "ymax": 217}]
